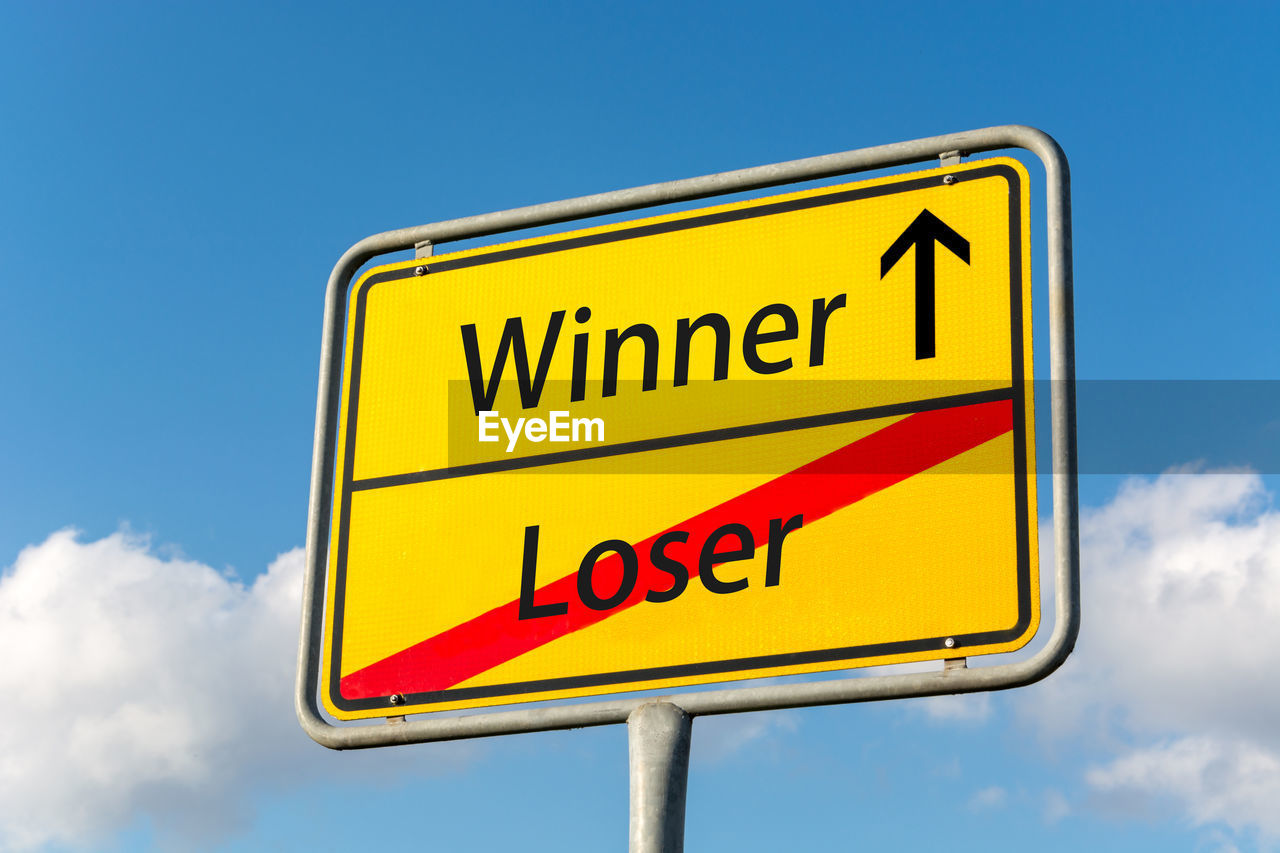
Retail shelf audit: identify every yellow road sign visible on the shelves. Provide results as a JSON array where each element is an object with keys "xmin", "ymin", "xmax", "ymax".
[{"xmin": 322, "ymin": 157, "xmax": 1036, "ymax": 720}]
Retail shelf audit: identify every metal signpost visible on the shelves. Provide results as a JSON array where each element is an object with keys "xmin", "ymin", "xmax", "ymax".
[{"xmin": 297, "ymin": 125, "xmax": 1077, "ymax": 852}]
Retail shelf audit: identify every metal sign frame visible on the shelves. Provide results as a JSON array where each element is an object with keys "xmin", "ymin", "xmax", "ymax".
[{"xmin": 296, "ymin": 124, "xmax": 1077, "ymax": 750}]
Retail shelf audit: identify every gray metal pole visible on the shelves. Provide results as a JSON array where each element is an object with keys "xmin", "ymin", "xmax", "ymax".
[{"xmin": 628, "ymin": 702, "xmax": 692, "ymax": 853}]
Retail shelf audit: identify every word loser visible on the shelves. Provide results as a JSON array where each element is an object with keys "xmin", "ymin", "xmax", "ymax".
[{"xmin": 518, "ymin": 514, "xmax": 805, "ymax": 619}]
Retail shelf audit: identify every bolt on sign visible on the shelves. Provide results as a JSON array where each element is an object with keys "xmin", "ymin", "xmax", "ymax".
[{"xmin": 314, "ymin": 156, "xmax": 1040, "ymax": 722}]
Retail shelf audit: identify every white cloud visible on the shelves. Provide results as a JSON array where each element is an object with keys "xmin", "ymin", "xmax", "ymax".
[
  {"xmin": 1015, "ymin": 470, "xmax": 1280, "ymax": 840},
  {"xmin": 967, "ymin": 785, "xmax": 1007, "ymax": 812},
  {"xmin": 692, "ymin": 710, "xmax": 798, "ymax": 765},
  {"xmin": 1086, "ymin": 736, "xmax": 1280, "ymax": 835},
  {"xmin": 931, "ymin": 756, "xmax": 962, "ymax": 779},
  {"xmin": 1042, "ymin": 788, "xmax": 1070, "ymax": 824},
  {"xmin": 1202, "ymin": 830, "xmax": 1245, "ymax": 853},
  {"xmin": 0, "ymin": 530, "xmax": 473, "ymax": 850}
]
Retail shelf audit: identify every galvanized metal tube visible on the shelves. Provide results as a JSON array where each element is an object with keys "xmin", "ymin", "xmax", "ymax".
[{"xmin": 628, "ymin": 702, "xmax": 692, "ymax": 853}]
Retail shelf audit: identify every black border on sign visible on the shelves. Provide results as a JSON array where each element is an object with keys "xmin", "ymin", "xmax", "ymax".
[{"xmin": 327, "ymin": 163, "xmax": 1030, "ymax": 715}]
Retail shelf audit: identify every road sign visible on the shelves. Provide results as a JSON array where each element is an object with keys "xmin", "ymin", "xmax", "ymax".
[{"xmin": 318, "ymin": 156, "xmax": 1037, "ymax": 721}]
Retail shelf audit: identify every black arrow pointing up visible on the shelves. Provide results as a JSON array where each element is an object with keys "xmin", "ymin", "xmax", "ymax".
[{"xmin": 880, "ymin": 209, "xmax": 970, "ymax": 360}]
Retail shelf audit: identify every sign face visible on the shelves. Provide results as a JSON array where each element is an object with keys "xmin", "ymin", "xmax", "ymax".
[{"xmin": 321, "ymin": 157, "xmax": 1037, "ymax": 720}]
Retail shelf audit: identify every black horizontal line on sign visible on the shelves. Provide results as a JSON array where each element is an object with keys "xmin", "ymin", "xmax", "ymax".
[{"xmin": 349, "ymin": 386, "xmax": 1015, "ymax": 491}]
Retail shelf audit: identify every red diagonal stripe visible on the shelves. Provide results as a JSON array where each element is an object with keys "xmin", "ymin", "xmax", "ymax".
[{"xmin": 341, "ymin": 399, "xmax": 1014, "ymax": 700}]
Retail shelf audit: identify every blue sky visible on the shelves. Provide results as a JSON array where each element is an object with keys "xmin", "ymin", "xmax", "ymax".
[{"xmin": 3, "ymin": 2, "xmax": 1280, "ymax": 851}]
